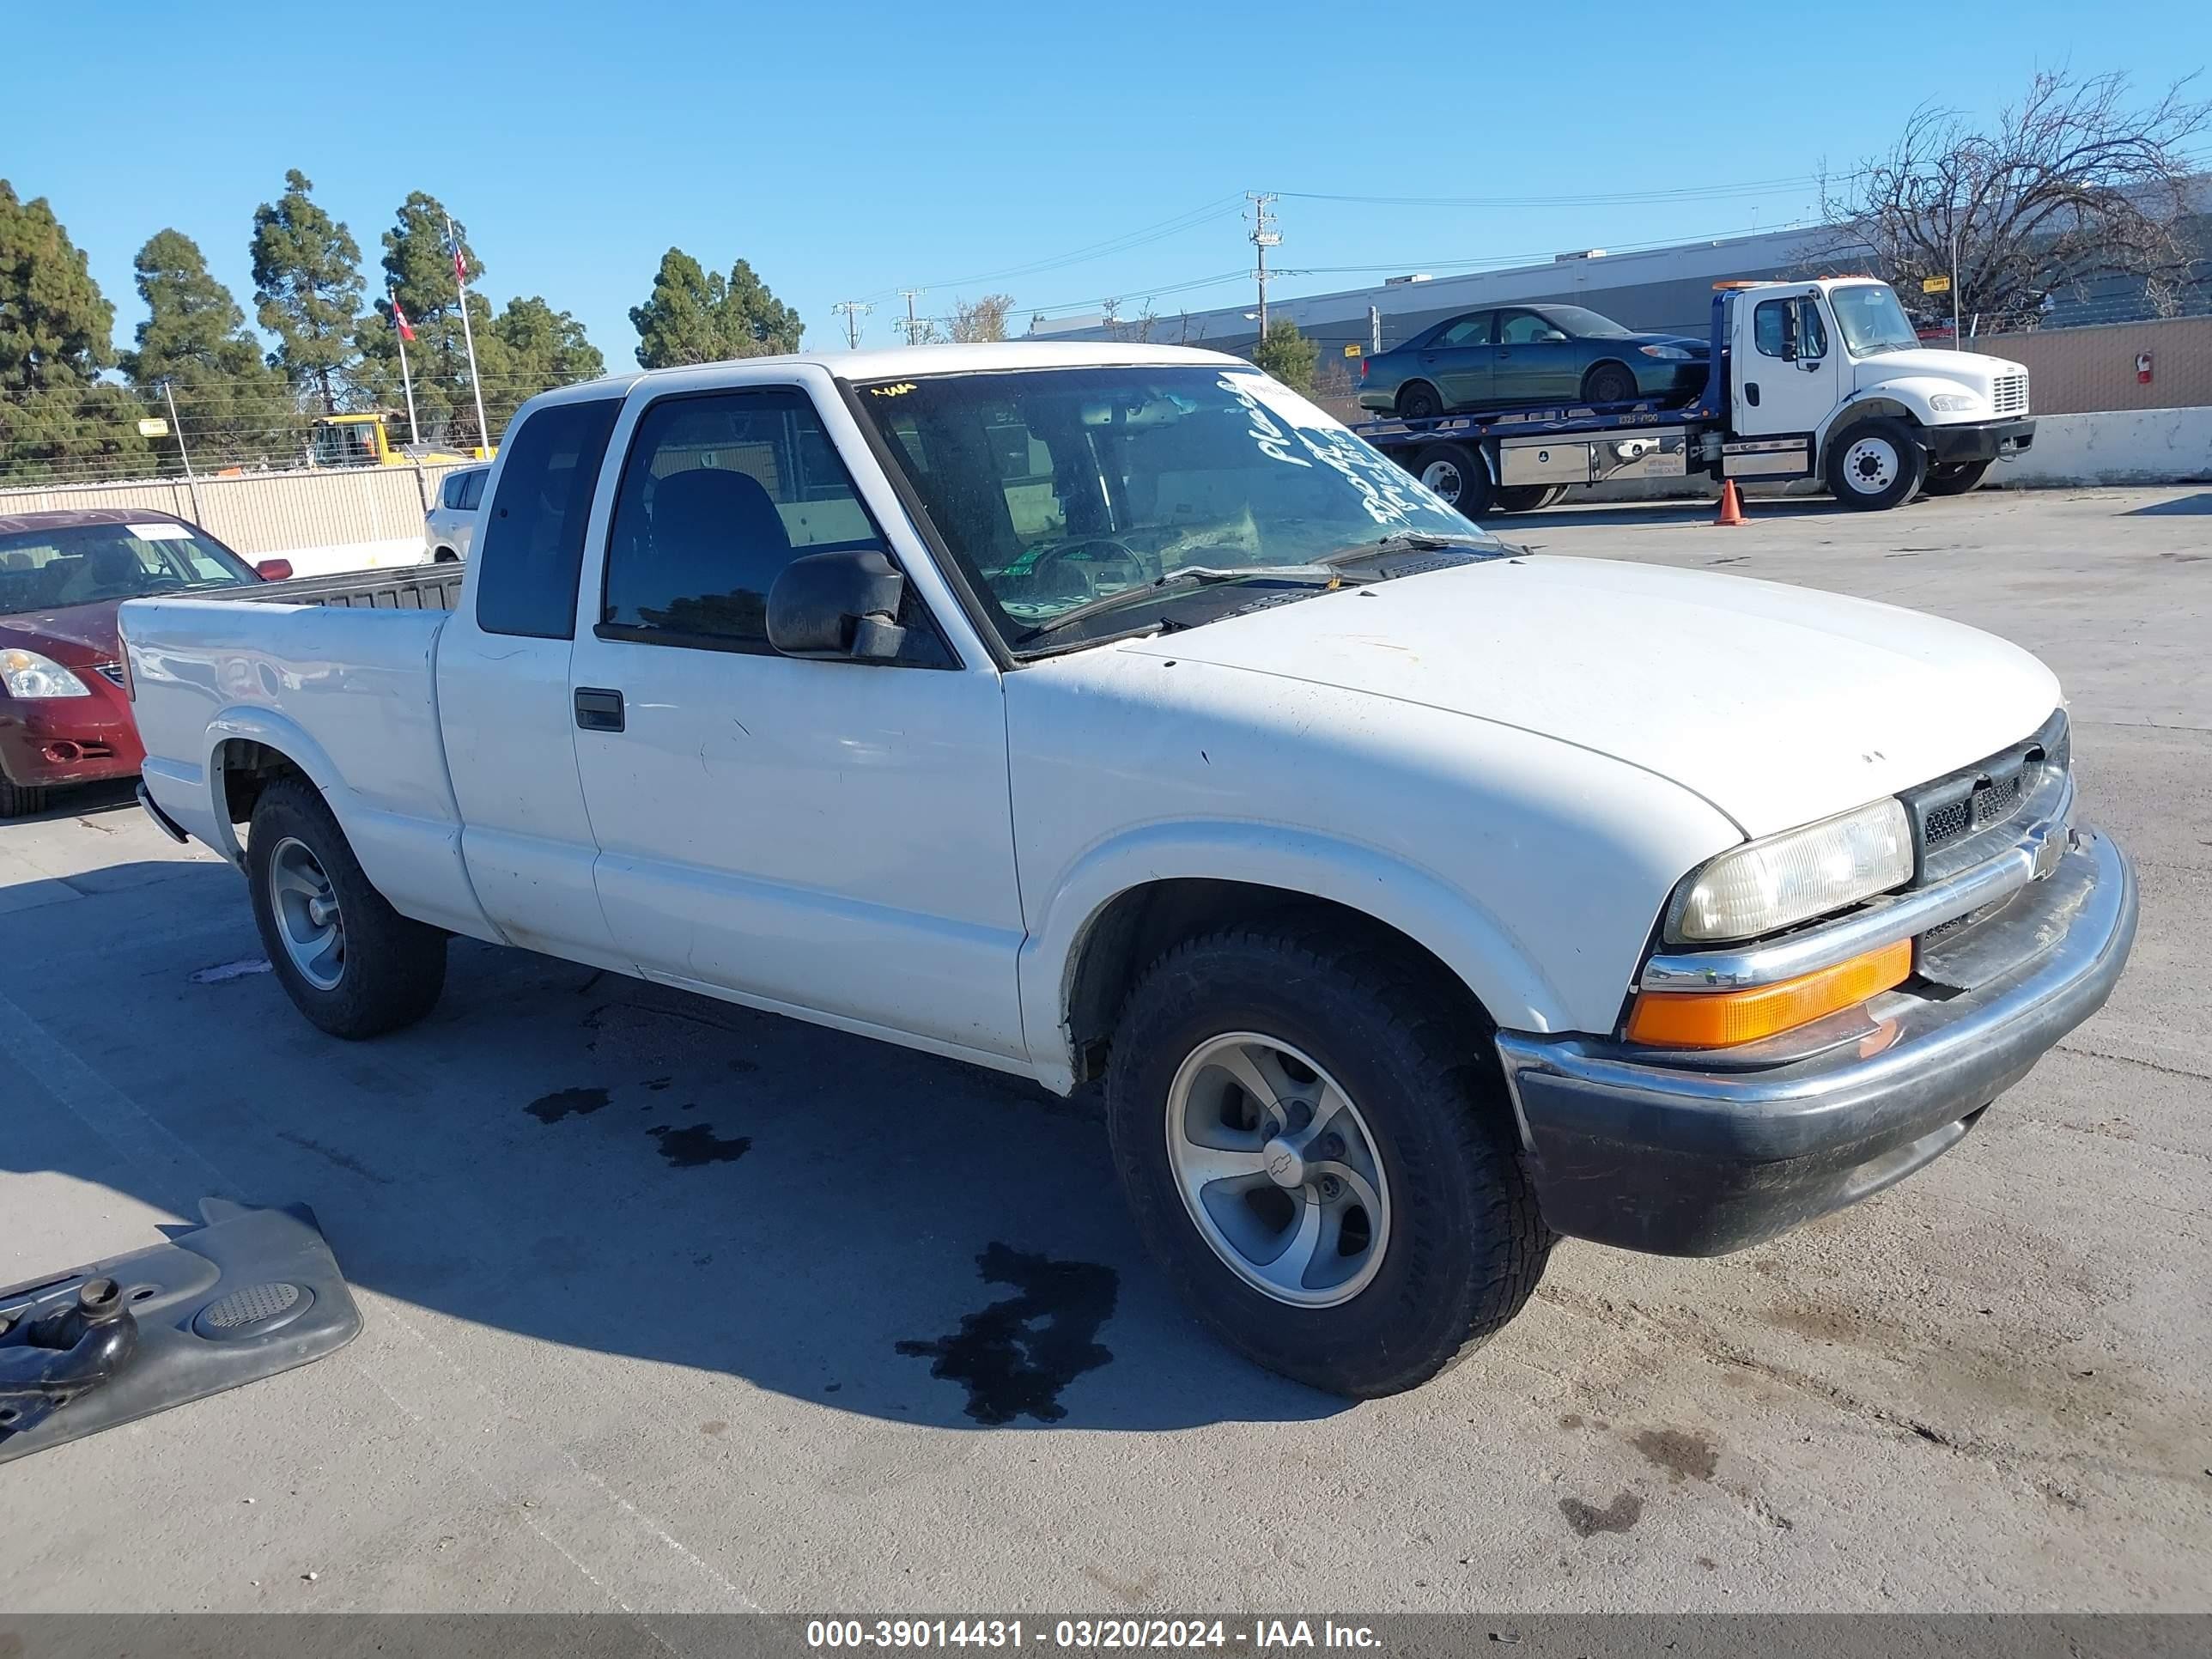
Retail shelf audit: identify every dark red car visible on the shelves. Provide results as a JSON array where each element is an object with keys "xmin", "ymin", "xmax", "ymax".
[{"xmin": 0, "ymin": 508, "xmax": 289, "ymax": 816}]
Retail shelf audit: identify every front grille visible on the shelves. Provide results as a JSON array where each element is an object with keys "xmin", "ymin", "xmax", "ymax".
[
  {"xmin": 92, "ymin": 662, "xmax": 125, "ymax": 687},
  {"xmin": 1990, "ymin": 374, "xmax": 2028, "ymax": 416},
  {"xmin": 1899, "ymin": 708, "xmax": 2068, "ymax": 879}
]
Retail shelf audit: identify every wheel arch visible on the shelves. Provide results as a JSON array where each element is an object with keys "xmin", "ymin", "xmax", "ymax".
[
  {"xmin": 1815, "ymin": 392, "xmax": 1931, "ymax": 456},
  {"xmin": 200, "ymin": 711, "xmax": 344, "ymax": 866},
  {"xmin": 1023, "ymin": 826, "xmax": 1567, "ymax": 1092}
]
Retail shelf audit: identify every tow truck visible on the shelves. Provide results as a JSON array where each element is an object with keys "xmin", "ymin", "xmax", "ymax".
[{"xmin": 1354, "ymin": 278, "xmax": 2034, "ymax": 515}]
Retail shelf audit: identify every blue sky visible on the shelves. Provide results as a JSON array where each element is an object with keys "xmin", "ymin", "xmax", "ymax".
[{"xmin": 10, "ymin": 1, "xmax": 2206, "ymax": 363}]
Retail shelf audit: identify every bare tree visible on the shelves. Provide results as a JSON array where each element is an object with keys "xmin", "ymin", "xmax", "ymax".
[
  {"xmin": 1820, "ymin": 70, "xmax": 2211, "ymax": 331},
  {"xmin": 948, "ymin": 293, "xmax": 1014, "ymax": 343}
]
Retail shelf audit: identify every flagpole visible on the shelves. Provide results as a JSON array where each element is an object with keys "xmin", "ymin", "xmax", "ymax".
[
  {"xmin": 390, "ymin": 285, "xmax": 421, "ymax": 448},
  {"xmin": 448, "ymin": 216, "xmax": 492, "ymax": 459}
]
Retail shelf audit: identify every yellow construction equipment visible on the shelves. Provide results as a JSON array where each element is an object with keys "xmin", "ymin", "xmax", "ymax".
[{"xmin": 308, "ymin": 412, "xmax": 487, "ymax": 468}]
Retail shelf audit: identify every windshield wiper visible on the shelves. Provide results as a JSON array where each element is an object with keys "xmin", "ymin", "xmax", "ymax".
[
  {"xmin": 1316, "ymin": 531, "xmax": 1498, "ymax": 566},
  {"xmin": 1018, "ymin": 564, "xmax": 1353, "ymax": 642}
]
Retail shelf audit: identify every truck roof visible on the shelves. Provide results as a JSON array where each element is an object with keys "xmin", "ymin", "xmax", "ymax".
[{"xmin": 540, "ymin": 340, "xmax": 1253, "ymax": 407}]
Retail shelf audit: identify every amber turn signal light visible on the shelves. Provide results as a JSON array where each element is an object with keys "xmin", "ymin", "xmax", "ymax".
[{"xmin": 1625, "ymin": 939, "xmax": 1913, "ymax": 1048}]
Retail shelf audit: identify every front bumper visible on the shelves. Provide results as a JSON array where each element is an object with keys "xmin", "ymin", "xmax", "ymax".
[
  {"xmin": 0, "ymin": 687, "xmax": 145, "ymax": 788},
  {"xmin": 1927, "ymin": 417, "xmax": 2035, "ymax": 465},
  {"xmin": 1494, "ymin": 825, "xmax": 2136, "ymax": 1256}
]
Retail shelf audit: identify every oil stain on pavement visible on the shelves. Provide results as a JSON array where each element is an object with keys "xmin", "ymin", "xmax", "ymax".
[
  {"xmin": 1559, "ymin": 1492, "xmax": 1644, "ymax": 1537},
  {"xmin": 647, "ymin": 1121, "xmax": 751, "ymax": 1167},
  {"xmin": 527, "ymin": 1086, "xmax": 611, "ymax": 1123},
  {"xmin": 896, "ymin": 1243, "xmax": 1118, "ymax": 1425}
]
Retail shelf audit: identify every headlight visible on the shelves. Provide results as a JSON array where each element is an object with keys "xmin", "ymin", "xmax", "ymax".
[
  {"xmin": 1928, "ymin": 392, "xmax": 1983, "ymax": 413},
  {"xmin": 1638, "ymin": 344, "xmax": 1695, "ymax": 361},
  {"xmin": 0, "ymin": 648, "xmax": 91, "ymax": 699},
  {"xmin": 1666, "ymin": 799, "xmax": 1912, "ymax": 943}
]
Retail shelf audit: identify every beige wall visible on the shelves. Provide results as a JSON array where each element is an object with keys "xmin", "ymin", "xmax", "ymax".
[
  {"xmin": 0, "ymin": 462, "xmax": 472, "ymax": 557},
  {"xmin": 1981, "ymin": 315, "xmax": 2212, "ymax": 416}
]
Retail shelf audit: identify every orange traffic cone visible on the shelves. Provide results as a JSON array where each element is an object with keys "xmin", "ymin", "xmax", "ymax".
[{"xmin": 1716, "ymin": 479, "xmax": 1747, "ymax": 526}]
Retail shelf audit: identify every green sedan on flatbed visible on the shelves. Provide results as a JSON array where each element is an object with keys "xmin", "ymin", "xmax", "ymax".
[{"xmin": 1356, "ymin": 302, "xmax": 1711, "ymax": 418}]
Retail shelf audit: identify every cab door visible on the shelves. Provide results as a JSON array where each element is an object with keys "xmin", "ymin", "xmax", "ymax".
[
  {"xmin": 562, "ymin": 372, "xmax": 1028, "ymax": 1061},
  {"xmin": 433, "ymin": 392, "xmax": 628, "ymax": 966},
  {"xmin": 1733, "ymin": 289, "xmax": 1841, "ymax": 439}
]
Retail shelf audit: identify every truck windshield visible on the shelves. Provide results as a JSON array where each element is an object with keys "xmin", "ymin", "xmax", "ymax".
[
  {"xmin": 1828, "ymin": 284, "xmax": 1921, "ymax": 356},
  {"xmin": 0, "ymin": 521, "xmax": 258, "ymax": 615},
  {"xmin": 855, "ymin": 365, "xmax": 1494, "ymax": 647}
]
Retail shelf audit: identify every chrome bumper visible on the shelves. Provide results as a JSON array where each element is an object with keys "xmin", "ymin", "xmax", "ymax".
[{"xmin": 1494, "ymin": 826, "xmax": 2136, "ymax": 1256}]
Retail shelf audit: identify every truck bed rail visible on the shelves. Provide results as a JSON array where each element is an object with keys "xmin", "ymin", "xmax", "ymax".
[{"xmin": 234, "ymin": 565, "xmax": 461, "ymax": 611}]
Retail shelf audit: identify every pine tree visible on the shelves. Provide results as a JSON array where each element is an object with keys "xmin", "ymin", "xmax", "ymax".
[
  {"xmin": 630, "ymin": 248, "xmax": 802, "ymax": 368},
  {"xmin": 0, "ymin": 179, "xmax": 149, "ymax": 482},
  {"xmin": 480, "ymin": 295, "xmax": 606, "ymax": 436},
  {"xmin": 1252, "ymin": 318, "xmax": 1318, "ymax": 393},
  {"xmin": 250, "ymin": 170, "xmax": 365, "ymax": 413},
  {"xmin": 351, "ymin": 192, "xmax": 483, "ymax": 449},
  {"xmin": 124, "ymin": 228, "xmax": 299, "ymax": 471}
]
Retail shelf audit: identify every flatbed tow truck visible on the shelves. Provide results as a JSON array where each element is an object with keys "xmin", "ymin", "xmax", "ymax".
[{"xmin": 1354, "ymin": 277, "xmax": 2034, "ymax": 516}]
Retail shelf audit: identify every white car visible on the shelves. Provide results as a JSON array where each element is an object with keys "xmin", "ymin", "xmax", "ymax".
[
  {"xmin": 119, "ymin": 343, "xmax": 2136, "ymax": 1398},
  {"xmin": 423, "ymin": 463, "xmax": 489, "ymax": 562}
]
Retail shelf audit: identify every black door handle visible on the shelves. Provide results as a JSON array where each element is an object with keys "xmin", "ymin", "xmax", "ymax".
[{"xmin": 574, "ymin": 687, "xmax": 625, "ymax": 732}]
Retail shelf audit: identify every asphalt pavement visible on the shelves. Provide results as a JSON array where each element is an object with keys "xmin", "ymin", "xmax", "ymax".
[{"xmin": 0, "ymin": 485, "xmax": 2205, "ymax": 1615}]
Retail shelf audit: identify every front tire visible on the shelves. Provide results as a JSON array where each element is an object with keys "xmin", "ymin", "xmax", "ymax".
[
  {"xmin": 0, "ymin": 775, "xmax": 50, "ymax": 817},
  {"xmin": 246, "ymin": 777, "xmax": 447, "ymax": 1039},
  {"xmin": 1490, "ymin": 485, "xmax": 1553, "ymax": 514},
  {"xmin": 1104, "ymin": 921, "xmax": 1553, "ymax": 1398},
  {"xmin": 1826, "ymin": 416, "xmax": 1927, "ymax": 511},
  {"xmin": 1409, "ymin": 442, "xmax": 1491, "ymax": 520},
  {"xmin": 1922, "ymin": 459, "xmax": 1992, "ymax": 496},
  {"xmin": 1582, "ymin": 362, "xmax": 1637, "ymax": 404}
]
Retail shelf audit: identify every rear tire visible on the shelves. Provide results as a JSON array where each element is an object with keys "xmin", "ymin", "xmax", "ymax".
[
  {"xmin": 1395, "ymin": 381, "xmax": 1444, "ymax": 421},
  {"xmin": 1582, "ymin": 362, "xmax": 1636, "ymax": 404},
  {"xmin": 1410, "ymin": 443, "xmax": 1492, "ymax": 520},
  {"xmin": 1826, "ymin": 416, "xmax": 1927, "ymax": 511},
  {"xmin": 246, "ymin": 777, "xmax": 447, "ymax": 1039},
  {"xmin": 1104, "ymin": 921, "xmax": 1553, "ymax": 1398},
  {"xmin": 1922, "ymin": 459, "xmax": 1992, "ymax": 496},
  {"xmin": 0, "ymin": 775, "xmax": 50, "ymax": 817},
  {"xmin": 1490, "ymin": 485, "xmax": 1553, "ymax": 514}
]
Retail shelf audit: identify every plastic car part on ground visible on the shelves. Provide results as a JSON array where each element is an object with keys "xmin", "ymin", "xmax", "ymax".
[{"xmin": 0, "ymin": 1198, "xmax": 362, "ymax": 1463}]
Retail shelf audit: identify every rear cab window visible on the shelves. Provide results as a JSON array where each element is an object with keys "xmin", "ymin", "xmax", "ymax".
[{"xmin": 473, "ymin": 399, "xmax": 623, "ymax": 638}]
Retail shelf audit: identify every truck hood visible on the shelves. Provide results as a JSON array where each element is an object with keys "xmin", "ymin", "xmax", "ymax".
[
  {"xmin": 1115, "ymin": 556, "xmax": 2059, "ymax": 839},
  {"xmin": 1853, "ymin": 347, "xmax": 2026, "ymax": 396}
]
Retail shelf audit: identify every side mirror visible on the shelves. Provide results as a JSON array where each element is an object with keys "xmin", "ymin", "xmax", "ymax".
[
  {"xmin": 1537, "ymin": 329, "xmax": 1569, "ymax": 343},
  {"xmin": 767, "ymin": 548, "xmax": 907, "ymax": 661},
  {"xmin": 255, "ymin": 558, "xmax": 294, "ymax": 581}
]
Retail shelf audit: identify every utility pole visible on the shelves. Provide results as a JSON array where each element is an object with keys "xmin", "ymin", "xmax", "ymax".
[
  {"xmin": 831, "ymin": 300, "xmax": 872, "ymax": 349},
  {"xmin": 897, "ymin": 289, "xmax": 925, "ymax": 344},
  {"xmin": 1246, "ymin": 191, "xmax": 1280, "ymax": 344},
  {"xmin": 161, "ymin": 380, "xmax": 204, "ymax": 523}
]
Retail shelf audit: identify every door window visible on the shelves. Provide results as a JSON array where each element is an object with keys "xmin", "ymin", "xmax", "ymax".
[
  {"xmin": 1753, "ymin": 297, "xmax": 1830, "ymax": 361},
  {"xmin": 458, "ymin": 469, "xmax": 487, "ymax": 510},
  {"xmin": 473, "ymin": 398, "xmax": 623, "ymax": 638},
  {"xmin": 599, "ymin": 387, "xmax": 885, "ymax": 652},
  {"xmin": 1498, "ymin": 310, "xmax": 1565, "ymax": 344}
]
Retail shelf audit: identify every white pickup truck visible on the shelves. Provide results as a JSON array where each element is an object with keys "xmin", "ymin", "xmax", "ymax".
[{"xmin": 120, "ymin": 343, "xmax": 2137, "ymax": 1398}]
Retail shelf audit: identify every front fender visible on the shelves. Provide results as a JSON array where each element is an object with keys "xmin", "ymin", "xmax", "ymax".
[
  {"xmin": 1820, "ymin": 378, "xmax": 1970, "ymax": 448},
  {"xmin": 1018, "ymin": 819, "xmax": 1571, "ymax": 1092}
]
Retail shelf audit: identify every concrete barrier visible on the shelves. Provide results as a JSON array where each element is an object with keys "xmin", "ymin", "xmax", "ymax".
[{"xmin": 1983, "ymin": 407, "xmax": 2212, "ymax": 489}]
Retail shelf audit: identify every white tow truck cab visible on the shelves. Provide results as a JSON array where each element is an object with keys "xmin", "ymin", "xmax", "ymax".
[
  {"xmin": 119, "ymin": 342, "xmax": 2129, "ymax": 1400},
  {"xmin": 1361, "ymin": 277, "xmax": 2035, "ymax": 514}
]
